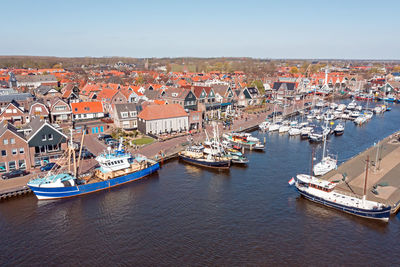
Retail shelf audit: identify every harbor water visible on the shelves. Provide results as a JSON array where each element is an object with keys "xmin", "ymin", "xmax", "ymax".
[{"xmin": 1, "ymin": 101, "xmax": 400, "ymax": 266}]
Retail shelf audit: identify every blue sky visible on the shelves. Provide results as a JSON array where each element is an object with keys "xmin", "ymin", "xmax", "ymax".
[{"xmin": 2, "ymin": 0, "xmax": 400, "ymax": 59}]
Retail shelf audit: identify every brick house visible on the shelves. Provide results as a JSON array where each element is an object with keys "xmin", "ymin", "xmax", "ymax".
[
  {"xmin": 29, "ymin": 102, "xmax": 50, "ymax": 121},
  {"xmin": 48, "ymin": 98, "xmax": 72, "ymax": 123},
  {"xmin": 112, "ymin": 103, "xmax": 142, "ymax": 130},
  {"xmin": 0, "ymin": 101, "xmax": 27, "ymax": 126},
  {"xmin": 0, "ymin": 123, "xmax": 30, "ymax": 173}
]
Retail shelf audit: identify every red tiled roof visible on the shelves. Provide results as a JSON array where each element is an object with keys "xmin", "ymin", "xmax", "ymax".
[
  {"xmin": 138, "ymin": 104, "xmax": 187, "ymax": 120},
  {"xmin": 71, "ymin": 101, "xmax": 104, "ymax": 114},
  {"xmin": 96, "ymin": 88, "xmax": 118, "ymax": 101}
]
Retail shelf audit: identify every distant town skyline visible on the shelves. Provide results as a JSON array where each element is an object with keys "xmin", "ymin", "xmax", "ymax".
[{"xmin": 2, "ymin": 0, "xmax": 400, "ymax": 59}]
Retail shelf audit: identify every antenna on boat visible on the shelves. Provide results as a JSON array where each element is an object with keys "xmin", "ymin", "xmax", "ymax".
[
  {"xmin": 118, "ymin": 137, "xmax": 123, "ymax": 152},
  {"xmin": 363, "ymin": 155, "xmax": 369, "ymax": 202}
]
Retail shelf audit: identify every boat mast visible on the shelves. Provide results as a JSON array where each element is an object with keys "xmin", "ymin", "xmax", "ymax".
[
  {"xmin": 322, "ymin": 121, "xmax": 328, "ymax": 159},
  {"xmin": 70, "ymin": 129, "xmax": 77, "ymax": 177},
  {"xmin": 363, "ymin": 155, "xmax": 370, "ymax": 201},
  {"xmin": 76, "ymin": 127, "xmax": 86, "ymax": 177},
  {"xmin": 310, "ymin": 147, "xmax": 315, "ymax": 177}
]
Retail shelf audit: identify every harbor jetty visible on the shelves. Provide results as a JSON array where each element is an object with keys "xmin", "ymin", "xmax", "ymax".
[{"xmin": 320, "ymin": 132, "xmax": 400, "ymax": 214}]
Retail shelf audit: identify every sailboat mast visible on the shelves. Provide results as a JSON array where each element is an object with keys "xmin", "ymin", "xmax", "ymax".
[
  {"xmin": 322, "ymin": 121, "xmax": 328, "ymax": 159},
  {"xmin": 310, "ymin": 147, "xmax": 314, "ymax": 177},
  {"xmin": 363, "ymin": 155, "xmax": 370, "ymax": 197}
]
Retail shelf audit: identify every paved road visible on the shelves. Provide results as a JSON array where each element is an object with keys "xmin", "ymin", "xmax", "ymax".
[
  {"xmin": 322, "ymin": 133, "xmax": 400, "ymax": 207},
  {"xmin": 84, "ymin": 134, "xmax": 107, "ymax": 155}
]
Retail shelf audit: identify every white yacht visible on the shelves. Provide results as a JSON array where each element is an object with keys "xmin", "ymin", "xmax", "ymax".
[
  {"xmin": 347, "ymin": 100, "xmax": 357, "ymax": 110},
  {"xmin": 278, "ymin": 121, "xmax": 290, "ymax": 134},
  {"xmin": 288, "ymin": 126, "xmax": 301, "ymax": 136},
  {"xmin": 259, "ymin": 121, "xmax": 270, "ymax": 131},
  {"xmin": 313, "ymin": 131, "xmax": 337, "ymax": 176},
  {"xmin": 333, "ymin": 123, "xmax": 344, "ymax": 136},
  {"xmin": 354, "ymin": 115, "xmax": 367, "ymax": 125}
]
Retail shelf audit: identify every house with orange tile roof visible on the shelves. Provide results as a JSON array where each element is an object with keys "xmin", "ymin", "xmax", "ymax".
[
  {"xmin": 137, "ymin": 104, "xmax": 189, "ymax": 135},
  {"xmin": 94, "ymin": 88, "xmax": 128, "ymax": 112},
  {"xmin": 61, "ymin": 84, "xmax": 80, "ymax": 103},
  {"xmin": 120, "ymin": 86, "xmax": 147, "ymax": 103},
  {"xmin": 71, "ymin": 101, "xmax": 104, "ymax": 121}
]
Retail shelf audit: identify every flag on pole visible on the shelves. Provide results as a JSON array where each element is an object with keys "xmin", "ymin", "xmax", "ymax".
[{"xmin": 288, "ymin": 177, "xmax": 295, "ymax": 186}]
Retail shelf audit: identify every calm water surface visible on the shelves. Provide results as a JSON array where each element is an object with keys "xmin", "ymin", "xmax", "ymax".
[{"xmin": 1, "ymin": 100, "xmax": 400, "ymax": 266}]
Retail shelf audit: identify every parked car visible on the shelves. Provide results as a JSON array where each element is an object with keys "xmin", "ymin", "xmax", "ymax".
[
  {"xmin": 2, "ymin": 170, "xmax": 30, "ymax": 180},
  {"xmin": 40, "ymin": 162, "xmax": 60, "ymax": 172},
  {"xmin": 98, "ymin": 134, "xmax": 112, "ymax": 141},
  {"xmin": 105, "ymin": 138, "xmax": 117, "ymax": 145},
  {"xmin": 80, "ymin": 150, "xmax": 95, "ymax": 159}
]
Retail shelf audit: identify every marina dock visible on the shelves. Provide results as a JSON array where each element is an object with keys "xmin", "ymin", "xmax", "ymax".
[{"xmin": 320, "ymin": 132, "xmax": 400, "ymax": 214}]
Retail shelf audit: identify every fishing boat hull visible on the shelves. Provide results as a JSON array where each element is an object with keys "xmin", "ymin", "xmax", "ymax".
[
  {"xmin": 296, "ymin": 188, "xmax": 391, "ymax": 222},
  {"xmin": 179, "ymin": 155, "xmax": 230, "ymax": 169},
  {"xmin": 28, "ymin": 163, "xmax": 160, "ymax": 200},
  {"xmin": 334, "ymin": 130, "xmax": 344, "ymax": 136}
]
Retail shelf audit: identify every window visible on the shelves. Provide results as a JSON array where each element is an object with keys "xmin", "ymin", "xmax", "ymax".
[
  {"xmin": 121, "ymin": 112, "xmax": 128, "ymax": 118},
  {"xmin": 48, "ymin": 134, "xmax": 53, "ymax": 140},
  {"xmin": 0, "ymin": 162, "xmax": 5, "ymax": 173},
  {"xmin": 55, "ymin": 106, "xmax": 66, "ymax": 111},
  {"xmin": 34, "ymin": 158, "xmax": 41, "ymax": 167},
  {"xmin": 42, "ymin": 134, "xmax": 46, "ymax": 141},
  {"xmin": 12, "ymin": 149, "xmax": 17, "ymax": 155},
  {"xmin": 35, "ymin": 107, "xmax": 42, "ymax": 112},
  {"xmin": 19, "ymin": 148, "xmax": 24, "ymax": 154},
  {"xmin": 10, "ymin": 138, "xmax": 15, "ymax": 144},
  {"xmin": 1, "ymin": 150, "xmax": 6, "ymax": 156},
  {"xmin": 3, "ymin": 139, "xmax": 8, "ymax": 145},
  {"xmin": 130, "ymin": 111, "xmax": 136, "ymax": 117},
  {"xmin": 8, "ymin": 161, "xmax": 16, "ymax": 171},
  {"xmin": 18, "ymin": 160, "xmax": 26, "ymax": 170}
]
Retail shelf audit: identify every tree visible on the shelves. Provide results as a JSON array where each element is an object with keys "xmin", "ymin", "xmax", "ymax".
[
  {"xmin": 392, "ymin": 66, "xmax": 400, "ymax": 72},
  {"xmin": 249, "ymin": 80, "xmax": 265, "ymax": 95},
  {"xmin": 290, "ymin": 66, "xmax": 299, "ymax": 74}
]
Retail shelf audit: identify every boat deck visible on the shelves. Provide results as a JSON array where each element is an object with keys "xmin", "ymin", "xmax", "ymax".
[{"xmin": 320, "ymin": 132, "xmax": 400, "ymax": 214}]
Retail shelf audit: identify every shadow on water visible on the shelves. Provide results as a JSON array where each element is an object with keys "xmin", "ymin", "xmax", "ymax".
[{"xmin": 295, "ymin": 196, "xmax": 390, "ymax": 233}]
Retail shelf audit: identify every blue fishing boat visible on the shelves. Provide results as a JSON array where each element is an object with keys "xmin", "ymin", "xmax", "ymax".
[{"xmin": 28, "ymin": 136, "xmax": 159, "ymax": 200}]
